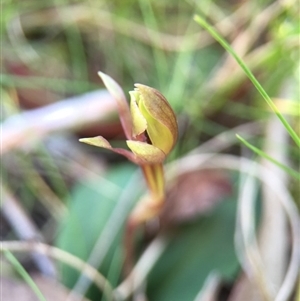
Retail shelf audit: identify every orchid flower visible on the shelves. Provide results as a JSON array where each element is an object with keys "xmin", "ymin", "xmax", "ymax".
[{"xmin": 80, "ymin": 72, "xmax": 178, "ymax": 224}]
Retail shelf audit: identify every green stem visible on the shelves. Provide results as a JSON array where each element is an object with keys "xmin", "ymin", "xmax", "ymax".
[
  {"xmin": 237, "ymin": 134, "xmax": 300, "ymax": 180},
  {"xmin": 141, "ymin": 163, "xmax": 165, "ymax": 202},
  {"xmin": 3, "ymin": 250, "xmax": 48, "ymax": 301}
]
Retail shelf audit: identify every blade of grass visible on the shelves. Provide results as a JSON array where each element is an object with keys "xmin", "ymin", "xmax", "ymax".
[
  {"xmin": 52, "ymin": 0, "xmax": 89, "ymax": 83},
  {"xmin": 138, "ymin": 0, "xmax": 168, "ymax": 88},
  {"xmin": 194, "ymin": 15, "xmax": 300, "ymax": 148},
  {"xmin": 3, "ymin": 249, "xmax": 48, "ymax": 301},
  {"xmin": 236, "ymin": 134, "xmax": 300, "ymax": 180}
]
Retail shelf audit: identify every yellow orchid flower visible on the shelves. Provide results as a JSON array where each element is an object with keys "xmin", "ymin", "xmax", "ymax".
[{"xmin": 80, "ymin": 72, "xmax": 178, "ymax": 224}]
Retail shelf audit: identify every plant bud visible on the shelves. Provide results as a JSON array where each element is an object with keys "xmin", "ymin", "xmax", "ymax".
[{"xmin": 127, "ymin": 84, "xmax": 178, "ymax": 163}]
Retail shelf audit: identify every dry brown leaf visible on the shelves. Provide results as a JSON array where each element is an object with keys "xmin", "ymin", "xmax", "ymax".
[{"xmin": 160, "ymin": 169, "xmax": 232, "ymax": 226}]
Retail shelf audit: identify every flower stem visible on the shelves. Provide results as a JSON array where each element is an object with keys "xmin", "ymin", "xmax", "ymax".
[
  {"xmin": 141, "ymin": 163, "xmax": 165, "ymax": 203},
  {"xmin": 128, "ymin": 163, "xmax": 165, "ymax": 225}
]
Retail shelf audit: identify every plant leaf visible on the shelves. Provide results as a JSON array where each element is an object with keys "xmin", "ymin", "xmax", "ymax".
[
  {"xmin": 56, "ymin": 164, "xmax": 138, "ymax": 297},
  {"xmin": 147, "ymin": 199, "xmax": 239, "ymax": 301}
]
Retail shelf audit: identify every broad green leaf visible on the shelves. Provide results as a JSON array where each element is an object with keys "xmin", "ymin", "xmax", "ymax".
[
  {"xmin": 147, "ymin": 198, "xmax": 239, "ymax": 301},
  {"xmin": 56, "ymin": 163, "xmax": 137, "ymax": 298}
]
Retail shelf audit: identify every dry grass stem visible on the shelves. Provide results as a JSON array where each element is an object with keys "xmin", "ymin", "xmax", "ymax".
[
  {"xmin": 207, "ymin": 0, "xmax": 292, "ymax": 91},
  {"xmin": 167, "ymin": 153, "xmax": 300, "ymax": 301},
  {"xmin": 188, "ymin": 121, "xmax": 263, "ymax": 155},
  {"xmin": 114, "ymin": 235, "xmax": 168, "ymax": 300},
  {"xmin": 193, "ymin": 272, "xmax": 221, "ymax": 301},
  {"xmin": 69, "ymin": 169, "xmax": 143, "ymax": 298},
  {"xmin": 0, "ymin": 241, "xmax": 114, "ymax": 301},
  {"xmin": 8, "ymin": 3, "xmax": 256, "ymax": 53}
]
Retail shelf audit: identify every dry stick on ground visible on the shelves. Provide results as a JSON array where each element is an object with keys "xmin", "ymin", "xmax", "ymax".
[{"xmin": 1, "ymin": 90, "xmax": 117, "ymax": 154}]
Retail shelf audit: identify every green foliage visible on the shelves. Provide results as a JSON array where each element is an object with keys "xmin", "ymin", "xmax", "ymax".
[
  {"xmin": 194, "ymin": 14, "xmax": 300, "ymax": 148},
  {"xmin": 147, "ymin": 199, "xmax": 239, "ymax": 301},
  {"xmin": 56, "ymin": 163, "xmax": 137, "ymax": 290},
  {"xmin": 2, "ymin": 0, "xmax": 300, "ymax": 300},
  {"xmin": 237, "ymin": 134, "xmax": 300, "ymax": 180}
]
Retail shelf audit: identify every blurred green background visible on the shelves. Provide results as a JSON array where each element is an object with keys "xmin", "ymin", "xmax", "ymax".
[{"xmin": 1, "ymin": 0, "xmax": 299, "ymax": 300}]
